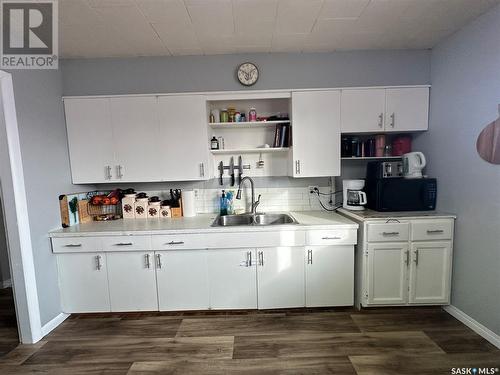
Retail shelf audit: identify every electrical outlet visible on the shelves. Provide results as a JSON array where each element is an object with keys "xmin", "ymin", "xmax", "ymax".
[
  {"xmin": 193, "ymin": 189, "xmax": 199, "ymax": 198},
  {"xmin": 308, "ymin": 186, "xmax": 319, "ymax": 194}
]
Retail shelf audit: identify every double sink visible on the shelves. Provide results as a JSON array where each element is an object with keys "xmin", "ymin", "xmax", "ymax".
[{"xmin": 212, "ymin": 213, "xmax": 298, "ymax": 227}]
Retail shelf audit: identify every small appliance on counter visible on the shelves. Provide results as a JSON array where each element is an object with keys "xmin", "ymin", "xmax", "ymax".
[
  {"xmin": 365, "ymin": 161, "xmax": 437, "ymax": 212},
  {"xmin": 403, "ymin": 151, "xmax": 426, "ymax": 178},
  {"xmin": 342, "ymin": 179, "xmax": 367, "ymax": 211}
]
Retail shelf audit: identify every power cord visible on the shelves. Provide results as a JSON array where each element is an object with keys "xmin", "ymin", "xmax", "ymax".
[{"xmin": 309, "ymin": 187, "xmax": 343, "ymax": 212}]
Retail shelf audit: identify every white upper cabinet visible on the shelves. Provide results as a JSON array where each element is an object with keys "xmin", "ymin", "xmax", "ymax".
[
  {"xmin": 158, "ymin": 95, "xmax": 209, "ymax": 181},
  {"xmin": 291, "ymin": 90, "xmax": 341, "ymax": 177},
  {"xmin": 110, "ymin": 97, "xmax": 161, "ymax": 182},
  {"xmin": 340, "ymin": 87, "xmax": 429, "ymax": 133},
  {"xmin": 64, "ymin": 98, "xmax": 115, "ymax": 183},
  {"xmin": 341, "ymin": 89, "xmax": 386, "ymax": 133},
  {"xmin": 385, "ymin": 88, "xmax": 429, "ymax": 132}
]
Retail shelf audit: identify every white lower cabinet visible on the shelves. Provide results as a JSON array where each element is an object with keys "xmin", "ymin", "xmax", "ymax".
[
  {"xmin": 156, "ymin": 250, "xmax": 209, "ymax": 311},
  {"xmin": 207, "ymin": 249, "xmax": 257, "ymax": 309},
  {"xmin": 257, "ymin": 247, "xmax": 305, "ymax": 309},
  {"xmin": 305, "ymin": 245, "xmax": 354, "ymax": 307},
  {"xmin": 409, "ymin": 241, "xmax": 452, "ymax": 304},
  {"xmin": 367, "ymin": 243, "xmax": 409, "ymax": 305},
  {"xmin": 57, "ymin": 253, "xmax": 110, "ymax": 313},
  {"xmin": 107, "ymin": 252, "xmax": 158, "ymax": 312}
]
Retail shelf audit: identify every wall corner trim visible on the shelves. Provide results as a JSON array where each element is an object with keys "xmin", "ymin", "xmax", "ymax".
[
  {"xmin": 443, "ymin": 305, "xmax": 500, "ymax": 349},
  {"xmin": 40, "ymin": 313, "xmax": 70, "ymax": 337}
]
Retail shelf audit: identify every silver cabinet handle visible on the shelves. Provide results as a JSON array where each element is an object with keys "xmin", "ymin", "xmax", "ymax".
[
  {"xmin": 390, "ymin": 113, "xmax": 395, "ymax": 127},
  {"xmin": 116, "ymin": 165, "xmax": 123, "ymax": 179},
  {"xmin": 405, "ymin": 250, "xmax": 409, "ymax": 265},
  {"xmin": 105, "ymin": 165, "xmax": 112, "ymax": 180},
  {"xmin": 322, "ymin": 236, "xmax": 341, "ymax": 240},
  {"xmin": 64, "ymin": 244, "xmax": 82, "ymax": 247},
  {"xmin": 115, "ymin": 242, "xmax": 133, "ymax": 246},
  {"xmin": 156, "ymin": 254, "xmax": 162, "ymax": 269},
  {"xmin": 297, "ymin": 160, "xmax": 301, "ymax": 174},
  {"xmin": 258, "ymin": 251, "xmax": 264, "ymax": 266},
  {"xmin": 414, "ymin": 249, "xmax": 419, "ymax": 265},
  {"xmin": 166, "ymin": 241, "xmax": 184, "ymax": 245},
  {"xmin": 427, "ymin": 229, "xmax": 444, "ymax": 234},
  {"xmin": 200, "ymin": 163, "xmax": 205, "ymax": 177},
  {"xmin": 246, "ymin": 251, "xmax": 251, "ymax": 267},
  {"xmin": 307, "ymin": 249, "xmax": 313, "ymax": 265},
  {"xmin": 95, "ymin": 255, "xmax": 102, "ymax": 270},
  {"xmin": 382, "ymin": 232, "xmax": 399, "ymax": 236},
  {"xmin": 378, "ymin": 113, "xmax": 384, "ymax": 127},
  {"xmin": 145, "ymin": 254, "xmax": 151, "ymax": 269}
]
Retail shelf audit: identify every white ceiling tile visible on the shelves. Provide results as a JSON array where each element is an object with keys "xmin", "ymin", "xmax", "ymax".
[
  {"xmin": 187, "ymin": 2, "xmax": 234, "ymax": 36},
  {"xmin": 136, "ymin": 0, "xmax": 190, "ymax": 24},
  {"xmin": 233, "ymin": 0, "xmax": 278, "ymax": 34},
  {"xmin": 319, "ymin": 0, "xmax": 370, "ymax": 19},
  {"xmin": 88, "ymin": 0, "xmax": 135, "ymax": 7},
  {"xmin": 169, "ymin": 47, "xmax": 204, "ymax": 56},
  {"xmin": 275, "ymin": 0, "xmax": 323, "ymax": 34},
  {"xmin": 152, "ymin": 23, "xmax": 199, "ymax": 49},
  {"xmin": 60, "ymin": 0, "xmax": 102, "ymax": 27},
  {"xmin": 270, "ymin": 33, "xmax": 307, "ymax": 52}
]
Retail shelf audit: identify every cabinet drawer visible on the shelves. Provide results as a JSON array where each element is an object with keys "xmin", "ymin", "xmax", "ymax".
[
  {"xmin": 101, "ymin": 236, "xmax": 151, "ymax": 251},
  {"xmin": 411, "ymin": 220, "xmax": 453, "ymax": 241},
  {"xmin": 152, "ymin": 234, "xmax": 208, "ymax": 250},
  {"xmin": 52, "ymin": 237, "xmax": 100, "ymax": 253},
  {"xmin": 367, "ymin": 223, "xmax": 409, "ymax": 242},
  {"xmin": 306, "ymin": 229, "xmax": 357, "ymax": 245}
]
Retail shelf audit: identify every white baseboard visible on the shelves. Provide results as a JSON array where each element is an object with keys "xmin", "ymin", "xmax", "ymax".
[
  {"xmin": 40, "ymin": 312, "xmax": 70, "ymax": 337},
  {"xmin": 1, "ymin": 279, "xmax": 12, "ymax": 288},
  {"xmin": 443, "ymin": 305, "xmax": 500, "ymax": 349}
]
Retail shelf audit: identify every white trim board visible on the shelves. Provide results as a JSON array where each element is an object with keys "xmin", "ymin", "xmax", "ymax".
[
  {"xmin": 1, "ymin": 278, "xmax": 11, "ymax": 288},
  {"xmin": 443, "ymin": 305, "xmax": 500, "ymax": 349},
  {"xmin": 40, "ymin": 313, "xmax": 69, "ymax": 337}
]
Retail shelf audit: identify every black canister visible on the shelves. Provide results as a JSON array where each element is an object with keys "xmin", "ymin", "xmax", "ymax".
[
  {"xmin": 341, "ymin": 137, "xmax": 352, "ymax": 157},
  {"xmin": 365, "ymin": 138, "xmax": 376, "ymax": 157},
  {"xmin": 351, "ymin": 138, "xmax": 362, "ymax": 157}
]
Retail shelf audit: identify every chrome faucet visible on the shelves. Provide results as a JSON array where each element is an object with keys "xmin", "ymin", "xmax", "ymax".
[{"xmin": 236, "ymin": 176, "xmax": 261, "ymax": 214}]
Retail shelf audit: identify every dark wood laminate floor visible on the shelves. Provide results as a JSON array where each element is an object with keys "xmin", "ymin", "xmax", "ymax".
[
  {"xmin": 0, "ymin": 307, "xmax": 498, "ymax": 374},
  {"xmin": 0, "ymin": 288, "xmax": 19, "ymax": 358}
]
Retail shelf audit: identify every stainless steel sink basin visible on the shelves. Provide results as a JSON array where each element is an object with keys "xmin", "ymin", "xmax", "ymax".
[{"xmin": 212, "ymin": 213, "xmax": 298, "ymax": 227}]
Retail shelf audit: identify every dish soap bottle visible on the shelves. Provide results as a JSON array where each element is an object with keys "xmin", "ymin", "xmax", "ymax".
[
  {"xmin": 211, "ymin": 136, "xmax": 219, "ymax": 150},
  {"xmin": 220, "ymin": 190, "xmax": 228, "ymax": 216}
]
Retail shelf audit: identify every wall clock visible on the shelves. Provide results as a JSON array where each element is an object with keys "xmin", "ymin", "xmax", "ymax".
[{"xmin": 237, "ymin": 62, "xmax": 259, "ymax": 86}]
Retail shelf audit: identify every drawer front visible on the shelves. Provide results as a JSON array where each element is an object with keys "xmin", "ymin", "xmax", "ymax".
[
  {"xmin": 152, "ymin": 231, "xmax": 305, "ymax": 250},
  {"xmin": 101, "ymin": 236, "xmax": 152, "ymax": 251},
  {"xmin": 51, "ymin": 237, "xmax": 100, "ymax": 253},
  {"xmin": 306, "ymin": 229, "xmax": 357, "ymax": 246},
  {"xmin": 411, "ymin": 220, "xmax": 453, "ymax": 241},
  {"xmin": 367, "ymin": 223, "xmax": 409, "ymax": 242}
]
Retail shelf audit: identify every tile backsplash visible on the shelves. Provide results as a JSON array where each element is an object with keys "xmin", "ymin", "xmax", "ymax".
[{"xmin": 141, "ymin": 186, "xmax": 333, "ymax": 214}]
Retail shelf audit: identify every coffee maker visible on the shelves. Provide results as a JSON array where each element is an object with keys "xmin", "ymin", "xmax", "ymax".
[{"xmin": 342, "ymin": 180, "xmax": 367, "ymax": 211}]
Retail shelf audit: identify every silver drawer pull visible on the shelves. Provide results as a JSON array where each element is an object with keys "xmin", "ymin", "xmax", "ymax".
[
  {"xmin": 322, "ymin": 236, "xmax": 341, "ymax": 240},
  {"xmin": 115, "ymin": 242, "xmax": 133, "ymax": 246},
  {"xmin": 167, "ymin": 241, "xmax": 184, "ymax": 245},
  {"xmin": 382, "ymin": 232, "xmax": 400, "ymax": 236},
  {"xmin": 427, "ymin": 229, "xmax": 444, "ymax": 234},
  {"xmin": 64, "ymin": 244, "xmax": 82, "ymax": 247}
]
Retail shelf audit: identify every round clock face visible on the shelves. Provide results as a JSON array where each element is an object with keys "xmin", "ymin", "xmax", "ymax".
[{"xmin": 237, "ymin": 62, "xmax": 259, "ymax": 86}]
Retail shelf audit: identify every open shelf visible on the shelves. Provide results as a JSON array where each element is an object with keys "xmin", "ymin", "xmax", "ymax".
[
  {"xmin": 211, "ymin": 147, "xmax": 289, "ymax": 155},
  {"xmin": 341, "ymin": 156, "xmax": 402, "ymax": 160},
  {"xmin": 209, "ymin": 120, "xmax": 290, "ymax": 128}
]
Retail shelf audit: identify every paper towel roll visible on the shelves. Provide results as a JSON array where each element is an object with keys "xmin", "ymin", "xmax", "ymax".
[{"xmin": 182, "ymin": 190, "xmax": 196, "ymax": 217}]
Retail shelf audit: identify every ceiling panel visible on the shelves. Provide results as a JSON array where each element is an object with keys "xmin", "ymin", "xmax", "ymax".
[{"xmin": 58, "ymin": 0, "xmax": 500, "ymax": 58}]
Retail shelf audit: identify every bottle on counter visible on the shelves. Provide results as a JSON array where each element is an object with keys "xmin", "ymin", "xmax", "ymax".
[{"xmin": 220, "ymin": 190, "xmax": 228, "ymax": 216}]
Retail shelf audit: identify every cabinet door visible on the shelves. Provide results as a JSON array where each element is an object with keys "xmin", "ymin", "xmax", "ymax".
[
  {"xmin": 110, "ymin": 96, "xmax": 161, "ymax": 182},
  {"xmin": 385, "ymin": 88, "xmax": 429, "ymax": 131},
  {"xmin": 367, "ymin": 243, "xmax": 409, "ymax": 305},
  {"xmin": 257, "ymin": 247, "xmax": 305, "ymax": 309},
  {"xmin": 64, "ymin": 98, "xmax": 115, "ymax": 183},
  {"xmin": 158, "ymin": 95, "xmax": 209, "ymax": 181},
  {"xmin": 156, "ymin": 250, "xmax": 209, "ymax": 311},
  {"xmin": 107, "ymin": 252, "xmax": 158, "ymax": 312},
  {"xmin": 409, "ymin": 241, "xmax": 451, "ymax": 304},
  {"xmin": 341, "ymin": 89, "xmax": 386, "ymax": 133},
  {"xmin": 207, "ymin": 249, "xmax": 257, "ymax": 309},
  {"xmin": 291, "ymin": 91, "xmax": 341, "ymax": 177},
  {"xmin": 57, "ymin": 253, "xmax": 110, "ymax": 313},
  {"xmin": 305, "ymin": 245, "xmax": 354, "ymax": 307}
]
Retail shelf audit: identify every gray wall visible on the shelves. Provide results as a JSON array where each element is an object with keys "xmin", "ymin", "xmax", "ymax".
[
  {"xmin": 0, "ymin": 197, "xmax": 11, "ymax": 285},
  {"xmin": 414, "ymin": 4, "xmax": 500, "ymax": 334},
  {"xmin": 9, "ymin": 69, "xmax": 93, "ymax": 325},
  {"xmin": 62, "ymin": 50, "xmax": 430, "ymax": 96}
]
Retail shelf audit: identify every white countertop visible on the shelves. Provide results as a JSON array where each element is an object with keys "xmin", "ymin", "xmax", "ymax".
[
  {"xmin": 49, "ymin": 211, "xmax": 358, "ymax": 238},
  {"xmin": 337, "ymin": 208, "xmax": 456, "ymax": 221}
]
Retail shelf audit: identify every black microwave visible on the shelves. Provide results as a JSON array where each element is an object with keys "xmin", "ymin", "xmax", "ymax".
[{"xmin": 365, "ymin": 178, "xmax": 437, "ymax": 212}]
